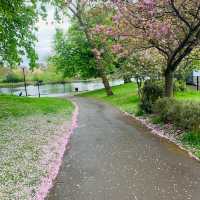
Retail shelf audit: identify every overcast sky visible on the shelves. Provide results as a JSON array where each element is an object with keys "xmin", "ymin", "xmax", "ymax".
[{"xmin": 22, "ymin": 6, "xmax": 70, "ymax": 66}]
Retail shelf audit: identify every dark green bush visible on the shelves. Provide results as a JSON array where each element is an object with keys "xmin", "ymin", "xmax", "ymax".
[
  {"xmin": 140, "ymin": 80, "xmax": 164, "ymax": 113},
  {"xmin": 154, "ymin": 98, "xmax": 200, "ymax": 132}
]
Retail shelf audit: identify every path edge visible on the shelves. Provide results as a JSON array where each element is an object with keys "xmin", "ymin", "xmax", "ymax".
[
  {"xmin": 122, "ymin": 111, "xmax": 200, "ymax": 162},
  {"xmin": 33, "ymin": 100, "xmax": 79, "ymax": 200}
]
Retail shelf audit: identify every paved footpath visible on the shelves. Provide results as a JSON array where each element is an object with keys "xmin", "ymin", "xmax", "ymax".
[{"xmin": 47, "ymin": 97, "xmax": 200, "ymax": 200}]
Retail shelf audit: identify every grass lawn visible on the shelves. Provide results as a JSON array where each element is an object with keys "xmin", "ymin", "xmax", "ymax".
[
  {"xmin": 176, "ymin": 89, "xmax": 200, "ymax": 102},
  {"xmin": 0, "ymin": 95, "xmax": 73, "ymax": 119},
  {"xmin": 79, "ymin": 83, "xmax": 140, "ymax": 114},
  {"xmin": 79, "ymin": 82, "xmax": 200, "ymax": 114},
  {"xmin": 0, "ymin": 95, "xmax": 74, "ymax": 199}
]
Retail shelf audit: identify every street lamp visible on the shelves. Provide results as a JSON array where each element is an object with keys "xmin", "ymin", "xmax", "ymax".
[
  {"xmin": 36, "ymin": 80, "xmax": 42, "ymax": 98},
  {"xmin": 21, "ymin": 66, "xmax": 28, "ymax": 96}
]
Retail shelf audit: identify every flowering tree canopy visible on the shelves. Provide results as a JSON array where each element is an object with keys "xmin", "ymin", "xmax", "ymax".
[{"xmin": 95, "ymin": 0, "xmax": 200, "ymax": 96}]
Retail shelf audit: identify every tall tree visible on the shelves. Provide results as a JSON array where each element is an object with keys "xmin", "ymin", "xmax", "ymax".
[
  {"xmin": 49, "ymin": 22, "xmax": 98, "ymax": 79},
  {"xmin": 55, "ymin": 0, "xmax": 114, "ymax": 95}
]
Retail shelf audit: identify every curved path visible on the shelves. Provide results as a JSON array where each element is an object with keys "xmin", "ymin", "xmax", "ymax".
[{"xmin": 47, "ymin": 97, "xmax": 200, "ymax": 200}]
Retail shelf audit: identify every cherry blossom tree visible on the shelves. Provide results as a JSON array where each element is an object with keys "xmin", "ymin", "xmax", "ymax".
[{"xmin": 101, "ymin": 0, "xmax": 200, "ymax": 97}]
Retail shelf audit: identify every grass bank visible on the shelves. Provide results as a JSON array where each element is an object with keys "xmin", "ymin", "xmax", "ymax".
[
  {"xmin": 79, "ymin": 83, "xmax": 200, "ymax": 114},
  {"xmin": 80, "ymin": 83, "xmax": 140, "ymax": 114},
  {"xmin": 0, "ymin": 95, "xmax": 74, "ymax": 199}
]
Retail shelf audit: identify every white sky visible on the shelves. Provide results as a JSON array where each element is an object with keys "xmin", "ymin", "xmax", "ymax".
[{"xmin": 22, "ymin": 6, "xmax": 70, "ymax": 66}]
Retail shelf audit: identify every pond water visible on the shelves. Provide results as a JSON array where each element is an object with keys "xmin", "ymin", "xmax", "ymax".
[{"xmin": 0, "ymin": 79, "xmax": 124, "ymax": 97}]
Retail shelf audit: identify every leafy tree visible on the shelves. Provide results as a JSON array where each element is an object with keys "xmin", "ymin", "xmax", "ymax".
[
  {"xmin": 54, "ymin": 0, "xmax": 115, "ymax": 95},
  {"xmin": 49, "ymin": 21, "xmax": 98, "ymax": 79},
  {"xmin": 118, "ymin": 49, "xmax": 163, "ymax": 97}
]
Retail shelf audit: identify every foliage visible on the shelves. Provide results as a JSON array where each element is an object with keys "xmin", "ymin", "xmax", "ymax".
[
  {"xmin": 118, "ymin": 50, "xmax": 163, "ymax": 96},
  {"xmin": 57, "ymin": 0, "xmax": 115, "ymax": 95},
  {"xmin": 175, "ymin": 49, "xmax": 200, "ymax": 81},
  {"xmin": 93, "ymin": 0, "xmax": 200, "ymax": 96},
  {"xmin": 3, "ymin": 72, "xmax": 23, "ymax": 83},
  {"xmin": 36, "ymin": 64, "xmax": 64, "ymax": 83},
  {"xmin": 0, "ymin": 67, "xmax": 10, "ymax": 82},
  {"xmin": 173, "ymin": 80, "xmax": 186, "ymax": 92},
  {"xmin": 140, "ymin": 80, "xmax": 164, "ymax": 113},
  {"xmin": 0, "ymin": 0, "xmax": 44, "ymax": 67},
  {"xmin": 0, "ymin": 64, "xmax": 65, "ymax": 84},
  {"xmin": 154, "ymin": 98, "xmax": 200, "ymax": 132},
  {"xmin": 50, "ymin": 22, "xmax": 97, "ymax": 79},
  {"xmin": 0, "ymin": 0, "xmax": 68, "ymax": 68}
]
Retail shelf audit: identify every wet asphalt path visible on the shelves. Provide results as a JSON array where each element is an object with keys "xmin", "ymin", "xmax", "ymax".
[{"xmin": 47, "ymin": 97, "xmax": 200, "ymax": 200}]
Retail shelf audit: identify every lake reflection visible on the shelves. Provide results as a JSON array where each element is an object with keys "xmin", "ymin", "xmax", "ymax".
[{"xmin": 0, "ymin": 79, "xmax": 124, "ymax": 97}]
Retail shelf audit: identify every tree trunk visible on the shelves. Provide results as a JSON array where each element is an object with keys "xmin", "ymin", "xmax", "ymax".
[
  {"xmin": 99, "ymin": 69, "xmax": 114, "ymax": 96},
  {"xmin": 136, "ymin": 76, "xmax": 142, "ymax": 98},
  {"xmin": 164, "ymin": 69, "xmax": 174, "ymax": 97}
]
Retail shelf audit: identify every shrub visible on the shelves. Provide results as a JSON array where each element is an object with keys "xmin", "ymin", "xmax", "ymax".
[
  {"xmin": 174, "ymin": 80, "xmax": 186, "ymax": 92},
  {"xmin": 154, "ymin": 98, "xmax": 200, "ymax": 132},
  {"xmin": 3, "ymin": 72, "xmax": 23, "ymax": 83},
  {"xmin": 140, "ymin": 80, "xmax": 164, "ymax": 113}
]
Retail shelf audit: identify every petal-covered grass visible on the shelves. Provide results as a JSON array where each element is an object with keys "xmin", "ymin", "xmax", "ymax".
[{"xmin": 0, "ymin": 95, "xmax": 74, "ymax": 199}]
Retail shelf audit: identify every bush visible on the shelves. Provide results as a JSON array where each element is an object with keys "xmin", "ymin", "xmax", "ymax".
[
  {"xmin": 154, "ymin": 98, "xmax": 200, "ymax": 132},
  {"xmin": 140, "ymin": 80, "xmax": 164, "ymax": 113},
  {"xmin": 174, "ymin": 80, "xmax": 186, "ymax": 92},
  {"xmin": 3, "ymin": 72, "xmax": 23, "ymax": 83}
]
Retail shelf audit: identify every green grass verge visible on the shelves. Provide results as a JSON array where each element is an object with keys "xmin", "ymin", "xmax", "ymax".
[
  {"xmin": 79, "ymin": 83, "xmax": 200, "ymax": 114},
  {"xmin": 181, "ymin": 132, "xmax": 200, "ymax": 158},
  {"xmin": 176, "ymin": 89, "xmax": 200, "ymax": 102},
  {"xmin": 79, "ymin": 83, "xmax": 140, "ymax": 114},
  {"xmin": 0, "ymin": 95, "xmax": 74, "ymax": 119}
]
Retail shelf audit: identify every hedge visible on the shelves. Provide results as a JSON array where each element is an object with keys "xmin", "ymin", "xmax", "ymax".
[{"xmin": 154, "ymin": 98, "xmax": 200, "ymax": 132}]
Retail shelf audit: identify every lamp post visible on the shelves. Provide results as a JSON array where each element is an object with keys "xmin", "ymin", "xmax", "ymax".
[
  {"xmin": 36, "ymin": 80, "xmax": 42, "ymax": 98},
  {"xmin": 21, "ymin": 66, "xmax": 28, "ymax": 96}
]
